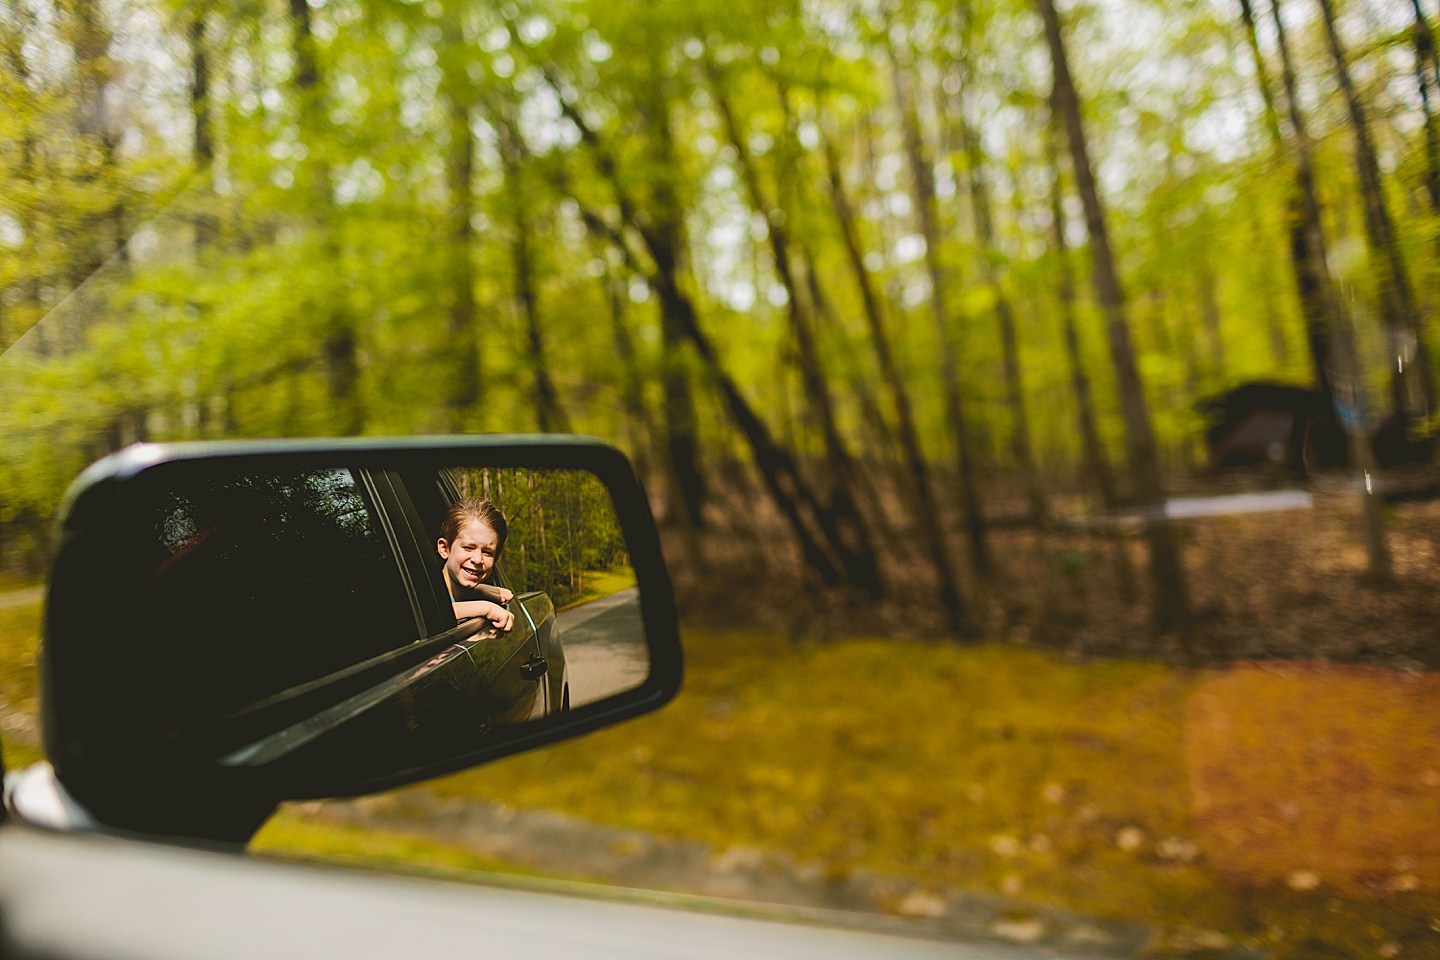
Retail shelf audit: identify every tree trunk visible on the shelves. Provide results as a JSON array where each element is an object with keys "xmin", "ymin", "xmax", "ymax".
[
  {"xmin": 657, "ymin": 306, "xmax": 708, "ymax": 530},
  {"xmin": 498, "ymin": 122, "xmax": 568, "ymax": 434},
  {"xmin": 888, "ymin": 43, "xmax": 993, "ymax": 585},
  {"xmin": 64, "ymin": 0, "xmax": 126, "ymax": 288},
  {"xmin": 1410, "ymin": 0, "xmax": 1440, "ymax": 212},
  {"xmin": 441, "ymin": 40, "xmax": 479, "ymax": 429},
  {"xmin": 1316, "ymin": 0, "xmax": 1434, "ymax": 418},
  {"xmin": 1197, "ymin": 260, "xmax": 1226, "ymax": 382},
  {"xmin": 1037, "ymin": 0, "xmax": 1192, "ymax": 637},
  {"xmin": 711, "ymin": 76, "xmax": 882, "ymax": 598},
  {"xmin": 1045, "ymin": 102, "xmax": 1119, "ymax": 509},
  {"xmin": 542, "ymin": 61, "xmax": 880, "ymax": 592},
  {"xmin": 289, "ymin": 0, "xmax": 361, "ymax": 434},
  {"xmin": 1271, "ymin": 0, "xmax": 1393, "ymax": 580},
  {"xmin": 1409, "ymin": 0, "xmax": 1440, "ymax": 376},
  {"xmin": 633, "ymin": 74, "xmax": 709, "ymax": 529},
  {"xmin": 797, "ymin": 239, "xmax": 903, "ymax": 549},
  {"xmin": 597, "ymin": 244, "xmax": 655, "ymax": 488},
  {"xmin": 957, "ymin": 96, "xmax": 1047, "ymax": 522},
  {"xmin": 189, "ymin": 5, "xmax": 217, "ymax": 250},
  {"xmin": 1254, "ymin": 0, "xmax": 1338, "ymax": 406},
  {"xmin": 821, "ymin": 125, "xmax": 975, "ymax": 634}
]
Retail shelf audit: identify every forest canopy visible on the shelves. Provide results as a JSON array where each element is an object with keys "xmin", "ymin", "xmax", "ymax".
[{"xmin": 2, "ymin": 0, "xmax": 1438, "ymax": 654}]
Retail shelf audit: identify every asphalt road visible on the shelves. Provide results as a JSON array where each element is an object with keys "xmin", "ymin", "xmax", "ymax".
[{"xmin": 556, "ymin": 587, "xmax": 648, "ymax": 708}]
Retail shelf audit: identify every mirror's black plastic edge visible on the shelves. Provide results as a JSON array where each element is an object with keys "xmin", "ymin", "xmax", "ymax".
[{"xmin": 42, "ymin": 435, "xmax": 682, "ymax": 837}]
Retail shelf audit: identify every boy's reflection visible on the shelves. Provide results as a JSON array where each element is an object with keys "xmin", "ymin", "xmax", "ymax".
[{"xmin": 436, "ymin": 498, "xmax": 515, "ymax": 633}]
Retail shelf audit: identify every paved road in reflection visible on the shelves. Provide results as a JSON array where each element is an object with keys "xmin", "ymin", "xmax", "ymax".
[{"xmin": 555, "ymin": 587, "xmax": 647, "ymax": 708}]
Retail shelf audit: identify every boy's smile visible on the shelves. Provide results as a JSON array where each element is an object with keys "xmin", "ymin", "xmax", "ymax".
[{"xmin": 438, "ymin": 519, "xmax": 499, "ymax": 596}]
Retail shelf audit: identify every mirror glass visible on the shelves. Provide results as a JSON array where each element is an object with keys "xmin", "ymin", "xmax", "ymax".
[{"xmin": 85, "ymin": 459, "xmax": 649, "ymax": 796}]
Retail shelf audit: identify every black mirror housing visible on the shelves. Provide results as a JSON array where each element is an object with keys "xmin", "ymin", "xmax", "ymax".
[{"xmin": 40, "ymin": 436, "xmax": 682, "ymax": 844}]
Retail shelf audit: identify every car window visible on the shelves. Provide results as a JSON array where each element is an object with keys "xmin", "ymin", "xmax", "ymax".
[{"xmin": 116, "ymin": 465, "xmax": 421, "ymax": 713}]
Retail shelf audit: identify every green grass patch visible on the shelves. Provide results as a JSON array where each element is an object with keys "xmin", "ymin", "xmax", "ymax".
[
  {"xmin": 0, "ymin": 599, "xmax": 45, "ymax": 769},
  {"xmin": 557, "ymin": 565, "xmax": 637, "ymax": 611},
  {"xmin": 0, "ymin": 575, "xmax": 40, "ymax": 595},
  {"xmin": 0, "ymin": 600, "xmax": 41, "ymax": 717},
  {"xmin": 251, "ymin": 808, "xmax": 568, "ymax": 880},
  {"xmin": 409, "ymin": 630, "xmax": 1439, "ymax": 959}
]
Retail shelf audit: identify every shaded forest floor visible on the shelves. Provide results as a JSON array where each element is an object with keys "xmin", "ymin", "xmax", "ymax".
[
  {"xmin": 662, "ymin": 476, "xmax": 1440, "ymax": 669},
  {"xmin": 255, "ymin": 629, "xmax": 1440, "ymax": 960}
]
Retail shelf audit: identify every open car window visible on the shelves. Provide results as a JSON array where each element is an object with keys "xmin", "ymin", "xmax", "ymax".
[{"xmin": 117, "ymin": 465, "xmax": 422, "ymax": 709}]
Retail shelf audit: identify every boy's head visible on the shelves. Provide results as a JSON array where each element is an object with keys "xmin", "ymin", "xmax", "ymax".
[{"xmin": 437, "ymin": 498, "xmax": 508, "ymax": 595}]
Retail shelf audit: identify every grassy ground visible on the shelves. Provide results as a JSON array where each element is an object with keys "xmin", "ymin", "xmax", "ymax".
[
  {"xmin": 557, "ymin": 565, "xmax": 638, "ymax": 612},
  {"xmin": 397, "ymin": 631, "xmax": 1440, "ymax": 959},
  {"xmin": 3, "ymin": 589, "xmax": 1437, "ymax": 957},
  {"xmin": 253, "ymin": 808, "xmax": 578, "ymax": 880},
  {"xmin": 0, "ymin": 598, "xmax": 45, "ymax": 769},
  {"xmin": 0, "ymin": 574, "xmax": 39, "ymax": 595},
  {"xmin": 0, "ymin": 601, "xmax": 41, "ymax": 716}
]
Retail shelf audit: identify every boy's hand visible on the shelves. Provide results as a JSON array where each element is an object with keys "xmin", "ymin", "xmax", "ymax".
[
  {"xmin": 494, "ymin": 587, "xmax": 514, "ymax": 604},
  {"xmin": 451, "ymin": 597, "xmax": 515, "ymax": 631},
  {"xmin": 481, "ymin": 601, "xmax": 514, "ymax": 632}
]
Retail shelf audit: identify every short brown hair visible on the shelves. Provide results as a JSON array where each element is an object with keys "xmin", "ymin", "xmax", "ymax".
[{"xmin": 439, "ymin": 498, "xmax": 508, "ymax": 551}]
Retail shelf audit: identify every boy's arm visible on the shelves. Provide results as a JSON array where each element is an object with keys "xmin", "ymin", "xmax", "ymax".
[
  {"xmin": 470, "ymin": 583, "xmax": 515, "ymax": 604},
  {"xmin": 451, "ymin": 599, "xmax": 515, "ymax": 632}
]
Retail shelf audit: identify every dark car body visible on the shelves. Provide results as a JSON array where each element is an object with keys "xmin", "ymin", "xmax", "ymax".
[
  {"xmin": 203, "ymin": 464, "xmax": 570, "ymax": 794},
  {"xmin": 41, "ymin": 452, "xmax": 572, "ymax": 834}
]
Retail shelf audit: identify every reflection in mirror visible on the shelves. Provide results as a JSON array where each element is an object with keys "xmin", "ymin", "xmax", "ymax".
[
  {"xmin": 442, "ymin": 467, "xmax": 648, "ymax": 709},
  {"xmin": 91, "ymin": 459, "xmax": 649, "ymax": 798}
]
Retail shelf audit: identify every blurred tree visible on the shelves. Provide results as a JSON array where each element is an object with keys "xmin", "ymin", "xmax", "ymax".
[{"xmin": 1036, "ymin": 0, "xmax": 1192, "ymax": 637}]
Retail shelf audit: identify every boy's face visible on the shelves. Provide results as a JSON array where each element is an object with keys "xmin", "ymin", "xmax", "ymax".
[{"xmin": 438, "ymin": 519, "xmax": 499, "ymax": 595}]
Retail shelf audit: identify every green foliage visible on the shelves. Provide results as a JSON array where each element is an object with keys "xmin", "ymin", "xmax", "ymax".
[{"xmin": 2, "ymin": 0, "xmax": 1437, "ymax": 574}]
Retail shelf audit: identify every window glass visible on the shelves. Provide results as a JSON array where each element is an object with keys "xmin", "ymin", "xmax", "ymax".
[{"xmin": 119, "ymin": 465, "xmax": 419, "ymax": 714}]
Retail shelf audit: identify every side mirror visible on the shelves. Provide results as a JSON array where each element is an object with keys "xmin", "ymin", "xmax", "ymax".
[{"xmin": 39, "ymin": 436, "xmax": 681, "ymax": 843}]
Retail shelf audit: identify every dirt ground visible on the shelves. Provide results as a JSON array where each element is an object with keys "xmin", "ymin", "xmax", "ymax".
[{"xmin": 661, "ymin": 477, "xmax": 1440, "ymax": 669}]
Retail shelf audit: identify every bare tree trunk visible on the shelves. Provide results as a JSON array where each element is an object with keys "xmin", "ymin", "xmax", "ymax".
[
  {"xmin": 1197, "ymin": 260, "xmax": 1227, "ymax": 382},
  {"xmin": 1248, "ymin": 0, "xmax": 1337, "ymax": 405},
  {"xmin": 289, "ymin": 0, "xmax": 361, "ymax": 434},
  {"xmin": 957, "ymin": 97, "xmax": 1047, "ymax": 522},
  {"xmin": 66, "ymin": 0, "xmax": 124, "ymax": 272},
  {"xmin": 1409, "ymin": 0, "xmax": 1440, "ymax": 361},
  {"xmin": 888, "ymin": 43, "xmax": 993, "ymax": 584},
  {"xmin": 649, "ymin": 263, "xmax": 849, "ymax": 587},
  {"xmin": 1038, "ymin": 0, "xmax": 1192, "ymax": 637},
  {"xmin": 497, "ymin": 123, "xmax": 568, "ymax": 434},
  {"xmin": 1231, "ymin": 1, "xmax": 1294, "ymax": 368},
  {"xmin": 797, "ymin": 240, "xmax": 902, "ymax": 549},
  {"xmin": 540, "ymin": 57, "xmax": 881, "ymax": 592},
  {"xmin": 1330, "ymin": 324, "xmax": 1394, "ymax": 582},
  {"xmin": 189, "ymin": 5, "xmax": 217, "ymax": 250},
  {"xmin": 1316, "ymin": 0, "xmax": 1434, "ymax": 419},
  {"xmin": 1045, "ymin": 103, "xmax": 1119, "ymax": 509},
  {"xmin": 821, "ymin": 126, "xmax": 975, "ymax": 634},
  {"xmin": 440, "ymin": 37, "xmax": 479, "ymax": 430},
  {"xmin": 1271, "ymin": 0, "xmax": 1393, "ymax": 580},
  {"xmin": 658, "ymin": 308, "xmax": 708, "ymax": 530},
  {"xmin": 596, "ymin": 243, "xmax": 655, "ymax": 488},
  {"xmin": 633, "ymin": 75, "xmax": 708, "ymax": 529},
  {"xmin": 711, "ymin": 76, "xmax": 882, "ymax": 598},
  {"xmin": 1410, "ymin": 0, "xmax": 1440, "ymax": 213}
]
